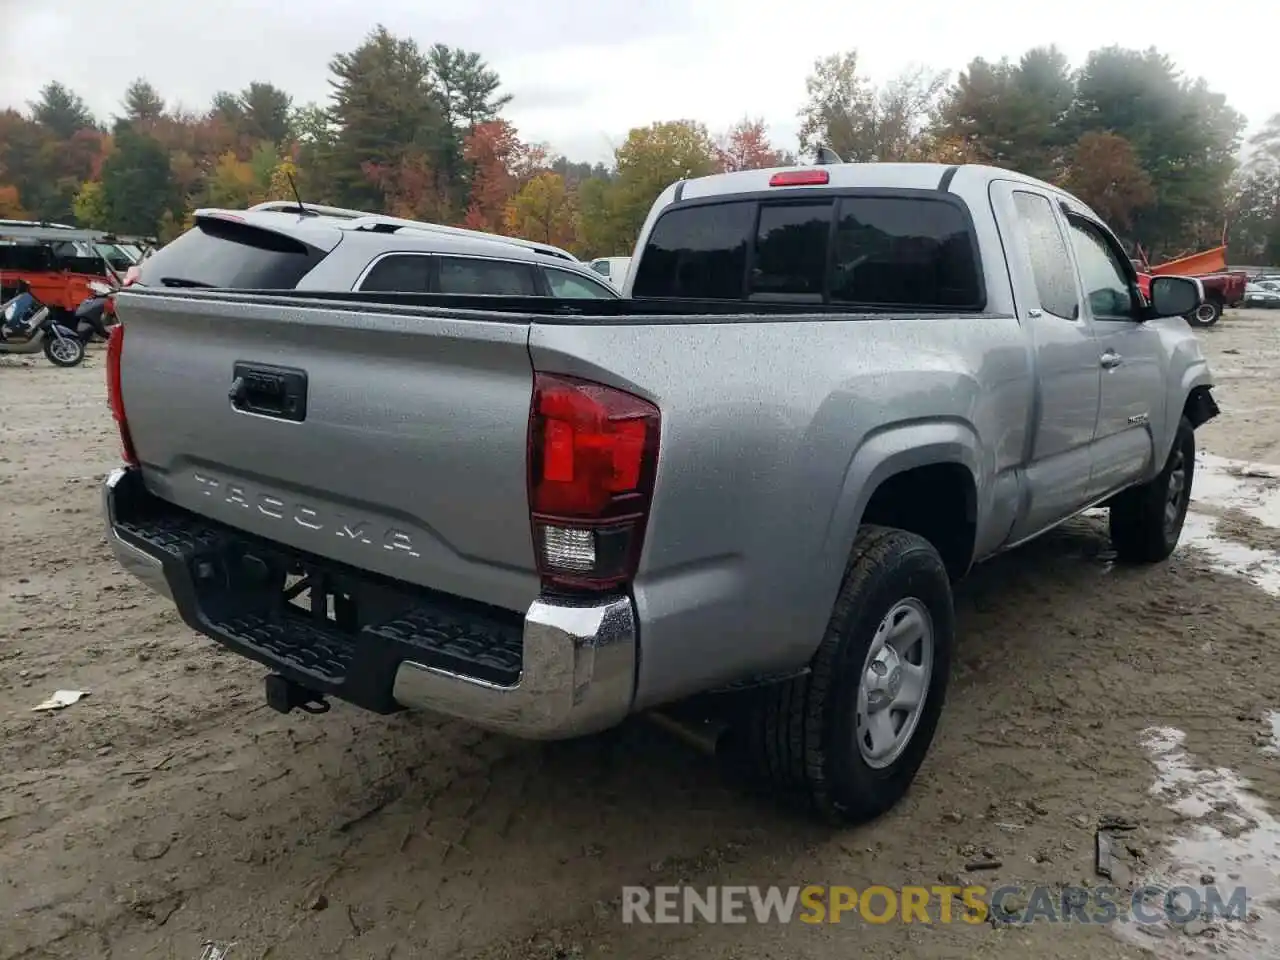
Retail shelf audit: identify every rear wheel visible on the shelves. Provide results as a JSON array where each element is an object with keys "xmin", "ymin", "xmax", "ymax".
[
  {"xmin": 734, "ymin": 525, "xmax": 954, "ymax": 823},
  {"xmin": 1187, "ymin": 300, "xmax": 1221, "ymax": 327},
  {"xmin": 44, "ymin": 335, "xmax": 85, "ymax": 368}
]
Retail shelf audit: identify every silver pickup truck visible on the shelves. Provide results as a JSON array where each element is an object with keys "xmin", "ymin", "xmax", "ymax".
[{"xmin": 102, "ymin": 162, "xmax": 1218, "ymax": 824}]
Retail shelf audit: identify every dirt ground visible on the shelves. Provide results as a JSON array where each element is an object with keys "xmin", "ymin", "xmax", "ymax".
[{"xmin": 2, "ymin": 310, "xmax": 1279, "ymax": 960}]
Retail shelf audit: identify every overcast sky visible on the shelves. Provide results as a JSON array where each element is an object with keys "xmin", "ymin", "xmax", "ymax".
[{"xmin": 1, "ymin": 0, "xmax": 1275, "ymax": 163}]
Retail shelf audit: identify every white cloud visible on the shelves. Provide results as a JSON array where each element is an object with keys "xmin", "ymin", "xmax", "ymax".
[{"xmin": 1, "ymin": 0, "xmax": 1274, "ymax": 164}]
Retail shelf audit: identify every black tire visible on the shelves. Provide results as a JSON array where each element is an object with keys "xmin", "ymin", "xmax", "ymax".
[
  {"xmin": 1186, "ymin": 300, "xmax": 1222, "ymax": 327},
  {"xmin": 735, "ymin": 525, "xmax": 954, "ymax": 824},
  {"xmin": 43, "ymin": 335, "xmax": 85, "ymax": 368},
  {"xmin": 1109, "ymin": 417, "xmax": 1195, "ymax": 563}
]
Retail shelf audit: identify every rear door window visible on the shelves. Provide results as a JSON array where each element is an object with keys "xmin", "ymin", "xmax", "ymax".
[
  {"xmin": 1012, "ymin": 191, "xmax": 1080, "ymax": 320},
  {"xmin": 750, "ymin": 202, "xmax": 832, "ymax": 299},
  {"xmin": 136, "ymin": 218, "xmax": 324, "ymax": 289},
  {"xmin": 436, "ymin": 256, "xmax": 538, "ymax": 295},
  {"xmin": 358, "ymin": 254, "xmax": 433, "ymax": 293},
  {"xmin": 544, "ymin": 268, "xmax": 618, "ymax": 298},
  {"xmin": 631, "ymin": 200, "xmax": 755, "ymax": 299},
  {"xmin": 829, "ymin": 197, "xmax": 982, "ymax": 309}
]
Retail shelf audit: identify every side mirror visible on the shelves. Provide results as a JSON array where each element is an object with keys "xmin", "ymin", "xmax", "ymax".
[{"xmin": 1148, "ymin": 275, "xmax": 1203, "ymax": 320}]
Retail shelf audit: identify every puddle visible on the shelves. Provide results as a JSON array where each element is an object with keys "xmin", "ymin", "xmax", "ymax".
[
  {"xmin": 1115, "ymin": 727, "xmax": 1280, "ymax": 958},
  {"xmin": 1177, "ymin": 452, "xmax": 1280, "ymax": 598},
  {"xmin": 1179, "ymin": 512, "xmax": 1280, "ymax": 598},
  {"xmin": 1192, "ymin": 452, "xmax": 1280, "ymax": 529}
]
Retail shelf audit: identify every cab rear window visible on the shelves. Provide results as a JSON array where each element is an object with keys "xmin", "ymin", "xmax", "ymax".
[
  {"xmin": 632, "ymin": 194, "xmax": 983, "ymax": 310},
  {"xmin": 136, "ymin": 218, "xmax": 324, "ymax": 289}
]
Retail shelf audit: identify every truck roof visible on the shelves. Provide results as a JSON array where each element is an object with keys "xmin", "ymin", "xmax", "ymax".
[{"xmin": 659, "ymin": 161, "xmax": 1097, "ymax": 217}]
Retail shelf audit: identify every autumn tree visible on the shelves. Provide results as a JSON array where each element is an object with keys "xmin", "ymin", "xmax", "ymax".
[
  {"xmin": 1068, "ymin": 47, "xmax": 1244, "ymax": 253},
  {"xmin": 716, "ymin": 118, "xmax": 792, "ymax": 171},
  {"xmin": 363, "ymin": 151, "xmax": 452, "ymax": 222},
  {"xmin": 1059, "ymin": 132, "xmax": 1155, "ymax": 230},
  {"xmin": 210, "ymin": 91, "xmax": 244, "ymax": 128},
  {"xmin": 603, "ymin": 120, "xmax": 720, "ymax": 250},
  {"xmin": 933, "ymin": 47, "xmax": 1074, "ymax": 180},
  {"xmin": 799, "ymin": 52, "xmax": 947, "ymax": 163},
  {"xmin": 122, "ymin": 79, "xmax": 166, "ymax": 126},
  {"xmin": 1229, "ymin": 115, "xmax": 1280, "ymax": 262},
  {"xmin": 0, "ymin": 186, "xmax": 28, "ymax": 219},
  {"xmin": 328, "ymin": 26, "xmax": 446, "ymax": 209},
  {"xmin": 238, "ymin": 82, "xmax": 293, "ymax": 145},
  {"xmin": 460, "ymin": 120, "xmax": 538, "ymax": 232},
  {"xmin": 100, "ymin": 124, "xmax": 175, "ymax": 234},
  {"xmin": 576, "ymin": 176, "xmax": 619, "ymax": 257},
  {"xmin": 550, "ymin": 157, "xmax": 612, "ymax": 186},
  {"xmin": 72, "ymin": 180, "xmax": 108, "ymax": 227},
  {"xmin": 205, "ymin": 151, "xmax": 260, "ymax": 208},
  {"xmin": 30, "ymin": 82, "xmax": 96, "ymax": 138},
  {"xmin": 505, "ymin": 172, "xmax": 577, "ymax": 248},
  {"xmin": 0, "ymin": 110, "xmax": 63, "ymax": 220},
  {"xmin": 427, "ymin": 44, "xmax": 512, "ymax": 130}
]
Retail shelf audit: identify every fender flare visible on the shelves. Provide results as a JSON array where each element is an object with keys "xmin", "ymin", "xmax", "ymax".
[{"xmin": 822, "ymin": 418, "xmax": 983, "ymax": 569}]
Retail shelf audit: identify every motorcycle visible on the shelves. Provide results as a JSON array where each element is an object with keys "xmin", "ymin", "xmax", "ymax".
[
  {"xmin": 72, "ymin": 279, "xmax": 119, "ymax": 343},
  {"xmin": 0, "ymin": 292, "xmax": 88, "ymax": 367}
]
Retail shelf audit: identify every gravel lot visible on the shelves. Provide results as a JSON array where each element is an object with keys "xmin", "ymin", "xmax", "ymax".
[{"xmin": 2, "ymin": 309, "xmax": 1278, "ymax": 960}]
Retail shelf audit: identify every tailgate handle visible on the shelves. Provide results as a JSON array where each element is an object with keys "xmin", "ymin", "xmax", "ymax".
[{"xmin": 229, "ymin": 362, "xmax": 308, "ymax": 423}]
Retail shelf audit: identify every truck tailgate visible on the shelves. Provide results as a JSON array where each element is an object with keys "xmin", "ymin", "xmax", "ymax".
[{"xmin": 114, "ymin": 291, "xmax": 540, "ymax": 613}]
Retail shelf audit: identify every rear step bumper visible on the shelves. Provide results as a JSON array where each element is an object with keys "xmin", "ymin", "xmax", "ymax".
[{"xmin": 102, "ymin": 467, "xmax": 637, "ymax": 739}]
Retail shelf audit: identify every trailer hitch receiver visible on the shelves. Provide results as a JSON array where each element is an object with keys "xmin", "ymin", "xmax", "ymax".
[{"xmin": 265, "ymin": 674, "xmax": 331, "ymax": 715}]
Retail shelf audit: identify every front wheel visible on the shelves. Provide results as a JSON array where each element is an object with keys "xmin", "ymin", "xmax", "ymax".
[
  {"xmin": 734, "ymin": 526, "xmax": 954, "ymax": 824},
  {"xmin": 1109, "ymin": 417, "xmax": 1195, "ymax": 562},
  {"xmin": 1186, "ymin": 300, "xmax": 1222, "ymax": 327},
  {"xmin": 44, "ymin": 335, "xmax": 85, "ymax": 368}
]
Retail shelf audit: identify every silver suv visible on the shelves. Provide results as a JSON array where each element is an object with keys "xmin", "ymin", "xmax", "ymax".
[{"xmin": 132, "ymin": 201, "xmax": 619, "ymax": 300}]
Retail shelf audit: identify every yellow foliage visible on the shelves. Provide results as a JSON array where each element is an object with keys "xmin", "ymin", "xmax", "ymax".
[
  {"xmin": 207, "ymin": 150, "xmax": 262, "ymax": 208},
  {"xmin": 72, "ymin": 180, "xmax": 108, "ymax": 228},
  {"xmin": 266, "ymin": 158, "xmax": 299, "ymax": 201},
  {"xmin": 504, "ymin": 172, "xmax": 578, "ymax": 250}
]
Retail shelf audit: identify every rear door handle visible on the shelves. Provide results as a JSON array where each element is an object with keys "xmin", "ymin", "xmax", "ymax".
[{"xmin": 1100, "ymin": 351, "xmax": 1123, "ymax": 369}]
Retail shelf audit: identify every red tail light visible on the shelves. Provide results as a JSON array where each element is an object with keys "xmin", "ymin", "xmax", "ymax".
[
  {"xmin": 527, "ymin": 373, "xmax": 660, "ymax": 592},
  {"xmin": 106, "ymin": 325, "xmax": 138, "ymax": 466},
  {"xmin": 769, "ymin": 169, "xmax": 829, "ymax": 187}
]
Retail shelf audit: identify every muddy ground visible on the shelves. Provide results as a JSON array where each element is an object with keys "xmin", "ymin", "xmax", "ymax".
[{"xmin": 2, "ymin": 310, "xmax": 1278, "ymax": 960}]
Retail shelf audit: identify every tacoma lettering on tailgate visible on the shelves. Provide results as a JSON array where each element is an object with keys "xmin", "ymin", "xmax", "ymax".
[{"xmin": 192, "ymin": 471, "xmax": 421, "ymax": 558}]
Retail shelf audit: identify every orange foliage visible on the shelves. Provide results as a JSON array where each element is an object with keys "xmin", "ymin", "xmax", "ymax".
[
  {"xmin": 461, "ymin": 120, "xmax": 541, "ymax": 233},
  {"xmin": 716, "ymin": 118, "xmax": 788, "ymax": 171},
  {"xmin": 0, "ymin": 184, "xmax": 29, "ymax": 218},
  {"xmin": 363, "ymin": 150, "xmax": 453, "ymax": 223}
]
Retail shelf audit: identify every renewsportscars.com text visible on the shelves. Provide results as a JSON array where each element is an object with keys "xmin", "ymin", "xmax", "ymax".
[{"xmin": 621, "ymin": 884, "xmax": 1248, "ymax": 925}]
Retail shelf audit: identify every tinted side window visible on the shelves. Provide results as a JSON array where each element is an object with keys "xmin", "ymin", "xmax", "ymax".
[
  {"xmin": 631, "ymin": 201, "xmax": 754, "ymax": 300},
  {"xmin": 1012, "ymin": 191, "xmax": 1079, "ymax": 320},
  {"xmin": 544, "ymin": 268, "xmax": 617, "ymax": 299},
  {"xmin": 1066, "ymin": 220, "xmax": 1135, "ymax": 320},
  {"xmin": 437, "ymin": 257, "xmax": 537, "ymax": 295},
  {"xmin": 359, "ymin": 255, "xmax": 432, "ymax": 293},
  {"xmin": 830, "ymin": 197, "xmax": 981, "ymax": 309},
  {"xmin": 137, "ymin": 219, "xmax": 323, "ymax": 289},
  {"xmin": 590, "ymin": 260, "xmax": 611, "ymax": 277},
  {"xmin": 750, "ymin": 202, "xmax": 831, "ymax": 298}
]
